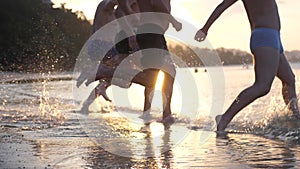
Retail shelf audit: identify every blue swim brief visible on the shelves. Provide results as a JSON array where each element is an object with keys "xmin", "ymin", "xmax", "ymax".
[{"xmin": 250, "ymin": 27, "xmax": 284, "ymax": 54}]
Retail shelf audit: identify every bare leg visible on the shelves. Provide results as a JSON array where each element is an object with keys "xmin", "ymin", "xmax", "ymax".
[
  {"xmin": 122, "ymin": 68, "xmax": 177, "ymax": 122},
  {"xmin": 95, "ymin": 80, "xmax": 112, "ymax": 102},
  {"xmin": 131, "ymin": 70, "xmax": 158, "ymax": 87},
  {"xmin": 77, "ymin": 68, "xmax": 98, "ymax": 88},
  {"xmin": 142, "ymin": 87, "xmax": 154, "ymax": 115},
  {"xmin": 85, "ymin": 64, "xmax": 116, "ymax": 86},
  {"xmin": 143, "ymin": 87, "xmax": 153, "ymax": 112},
  {"xmin": 76, "ymin": 71, "xmax": 86, "ymax": 88},
  {"xmin": 135, "ymin": 69, "xmax": 158, "ymax": 114},
  {"xmin": 93, "ymin": 71, "xmax": 157, "ymax": 103},
  {"xmin": 161, "ymin": 67, "xmax": 176, "ymax": 123},
  {"xmin": 217, "ymin": 47, "xmax": 280, "ymax": 132},
  {"xmin": 80, "ymin": 88, "xmax": 98, "ymax": 113},
  {"xmin": 276, "ymin": 53, "xmax": 300, "ymax": 118}
]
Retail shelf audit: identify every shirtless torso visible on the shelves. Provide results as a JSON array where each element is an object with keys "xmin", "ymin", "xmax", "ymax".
[
  {"xmin": 137, "ymin": 0, "xmax": 172, "ymax": 32},
  {"xmin": 242, "ymin": 0, "xmax": 280, "ymax": 31}
]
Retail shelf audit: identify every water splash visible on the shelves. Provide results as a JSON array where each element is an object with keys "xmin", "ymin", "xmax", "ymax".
[
  {"xmin": 227, "ymin": 107, "xmax": 300, "ymax": 144},
  {"xmin": 37, "ymin": 77, "xmax": 65, "ymax": 126},
  {"xmin": 0, "ymin": 72, "xmax": 69, "ymax": 130}
]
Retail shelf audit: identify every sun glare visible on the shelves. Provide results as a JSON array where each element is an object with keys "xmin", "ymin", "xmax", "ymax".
[
  {"xmin": 155, "ymin": 71, "xmax": 165, "ymax": 90},
  {"xmin": 149, "ymin": 122, "xmax": 165, "ymax": 138}
]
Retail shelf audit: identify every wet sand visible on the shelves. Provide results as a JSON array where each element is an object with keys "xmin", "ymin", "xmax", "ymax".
[{"xmin": 1, "ymin": 112, "xmax": 300, "ymax": 168}]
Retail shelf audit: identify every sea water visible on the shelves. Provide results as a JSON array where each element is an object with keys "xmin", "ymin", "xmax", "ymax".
[{"xmin": 1, "ymin": 64, "xmax": 300, "ymax": 168}]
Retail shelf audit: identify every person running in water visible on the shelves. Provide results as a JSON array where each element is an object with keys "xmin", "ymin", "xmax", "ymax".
[
  {"xmin": 194, "ymin": 0, "xmax": 300, "ymax": 133},
  {"xmin": 79, "ymin": 0, "xmax": 162, "ymax": 113},
  {"xmin": 117, "ymin": 0, "xmax": 182, "ymax": 123}
]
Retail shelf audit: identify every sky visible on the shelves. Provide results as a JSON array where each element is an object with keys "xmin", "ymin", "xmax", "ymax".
[{"xmin": 50, "ymin": 0, "xmax": 300, "ymax": 53}]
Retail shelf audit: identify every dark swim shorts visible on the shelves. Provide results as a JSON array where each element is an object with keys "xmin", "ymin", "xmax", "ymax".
[
  {"xmin": 250, "ymin": 27, "xmax": 284, "ymax": 54},
  {"xmin": 136, "ymin": 23, "xmax": 167, "ymax": 50},
  {"xmin": 136, "ymin": 24, "xmax": 168, "ymax": 68},
  {"xmin": 115, "ymin": 30, "xmax": 132, "ymax": 54}
]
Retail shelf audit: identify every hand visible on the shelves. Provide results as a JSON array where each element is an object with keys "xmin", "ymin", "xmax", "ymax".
[
  {"xmin": 172, "ymin": 21, "xmax": 182, "ymax": 32},
  {"xmin": 194, "ymin": 28, "xmax": 207, "ymax": 42},
  {"xmin": 128, "ymin": 36, "xmax": 139, "ymax": 51}
]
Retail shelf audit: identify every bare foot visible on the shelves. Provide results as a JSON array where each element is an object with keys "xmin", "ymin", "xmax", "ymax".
[
  {"xmin": 215, "ymin": 115, "xmax": 229, "ymax": 138},
  {"xmin": 289, "ymin": 98, "xmax": 300, "ymax": 119},
  {"xmin": 139, "ymin": 110, "xmax": 151, "ymax": 122},
  {"xmin": 216, "ymin": 131, "xmax": 228, "ymax": 139},
  {"xmin": 215, "ymin": 115, "xmax": 226, "ymax": 132},
  {"xmin": 76, "ymin": 76, "xmax": 86, "ymax": 88},
  {"xmin": 79, "ymin": 105, "xmax": 89, "ymax": 114},
  {"xmin": 95, "ymin": 82, "xmax": 111, "ymax": 102},
  {"xmin": 160, "ymin": 115, "xmax": 176, "ymax": 126},
  {"xmin": 85, "ymin": 78, "xmax": 94, "ymax": 87}
]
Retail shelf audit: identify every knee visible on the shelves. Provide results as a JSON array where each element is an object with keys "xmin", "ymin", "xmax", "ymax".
[
  {"xmin": 278, "ymin": 67, "xmax": 296, "ymax": 86},
  {"xmin": 253, "ymin": 83, "xmax": 272, "ymax": 97}
]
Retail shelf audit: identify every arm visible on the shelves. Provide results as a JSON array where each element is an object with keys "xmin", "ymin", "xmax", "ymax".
[
  {"xmin": 93, "ymin": 0, "xmax": 118, "ymax": 32},
  {"xmin": 195, "ymin": 0, "xmax": 238, "ymax": 41},
  {"xmin": 168, "ymin": 15, "xmax": 182, "ymax": 31},
  {"xmin": 93, "ymin": 10, "xmax": 101, "ymax": 33},
  {"xmin": 151, "ymin": 0, "xmax": 182, "ymax": 31},
  {"xmin": 92, "ymin": 3, "xmax": 104, "ymax": 33}
]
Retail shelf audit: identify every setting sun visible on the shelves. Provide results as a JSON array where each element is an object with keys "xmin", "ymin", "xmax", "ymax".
[{"xmin": 155, "ymin": 71, "xmax": 165, "ymax": 90}]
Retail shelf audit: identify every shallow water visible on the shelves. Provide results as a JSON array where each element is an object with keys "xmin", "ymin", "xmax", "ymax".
[{"xmin": 1, "ymin": 65, "xmax": 300, "ymax": 168}]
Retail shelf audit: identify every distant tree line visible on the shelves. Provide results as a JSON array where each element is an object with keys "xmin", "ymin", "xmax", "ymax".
[
  {"xmin": 2, "ymin": 1, "xmax": 298, "ymax": 73},
  {"xmin": 0, "ymin": 0, "xmax": 91, "ymax": 72},
  {"xmin": 169, "ymin": 43, "xmax": 300, "ymax": 67},
  {"xmin": 168, "ymin": 43, "xmax": 253, "ymax": 67}
]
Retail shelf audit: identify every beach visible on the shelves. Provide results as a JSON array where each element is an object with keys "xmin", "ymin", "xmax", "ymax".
[{"xmin": 1, "ymin": 66, "xmax": 300, "ymax": 168}]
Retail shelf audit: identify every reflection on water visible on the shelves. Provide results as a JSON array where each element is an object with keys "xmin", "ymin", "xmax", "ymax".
[
  {"xmin": 216, "ymin": 134, "xmax": 299, "ymax": 168},
  {"xmin": 22, "ymin": 127, "xmax": 300, "ymax": 168},
  {"xmin": 1, "ymin": 65, "xmax": 300, "ymax": 168}
]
